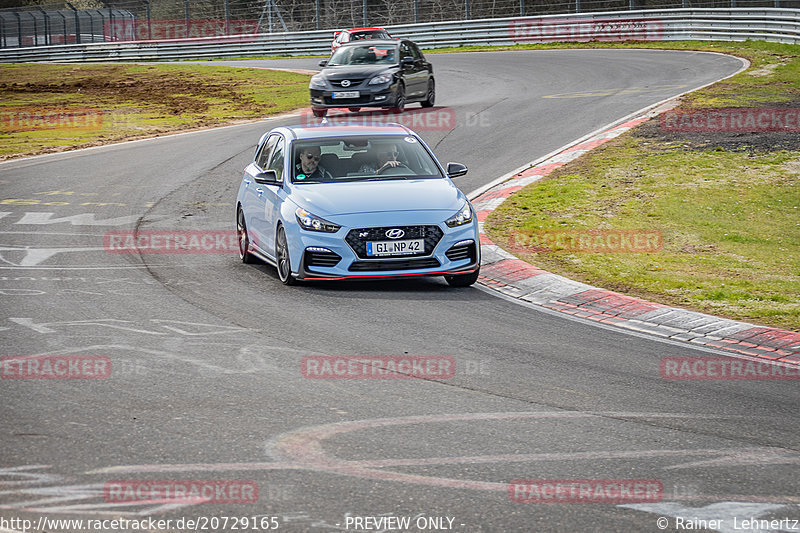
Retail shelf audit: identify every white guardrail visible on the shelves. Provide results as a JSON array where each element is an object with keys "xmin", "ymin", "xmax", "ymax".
[{"xmin": 0, "ymin": 8, "xmax": 798, "ymax": 63}]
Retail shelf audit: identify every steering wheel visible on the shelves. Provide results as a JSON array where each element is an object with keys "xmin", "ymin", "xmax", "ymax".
[{"xmin": 377, "ymin": 163, "xmax": 410, "ymax": 175}]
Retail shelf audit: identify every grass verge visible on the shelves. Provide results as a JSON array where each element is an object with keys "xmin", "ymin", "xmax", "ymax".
[
  {"xmin": 0, "ymin": 63, "xmax": 311, "ymax": 160},
  {"xmin": 484, "ymin": 40, "xmax": 800, "ymax": 331}
]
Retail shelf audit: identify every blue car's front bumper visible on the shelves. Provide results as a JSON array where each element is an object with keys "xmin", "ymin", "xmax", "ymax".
[{"xmin": 286, "ymin": 214, "xmax": 480, "ymax": 281}]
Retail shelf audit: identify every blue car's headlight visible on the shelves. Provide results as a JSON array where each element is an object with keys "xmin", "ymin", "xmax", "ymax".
[
  {"xmin": 296, "ymin": 207, "xmax": 340, "ymax": 233},
  {"xmin": 369, "ymin": 73, "xmax": 393, "ymax": 85},
  {"xmin": 445, "ymin": 202, "xmax": 473, "ymax": 228},
  {"xmin": 309, "ymin": 76, "xmax": 327, "ymax": 90}
]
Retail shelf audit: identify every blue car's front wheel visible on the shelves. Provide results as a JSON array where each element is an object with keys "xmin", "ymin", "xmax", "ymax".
[
  {"xmin": 276, "ymin": 225, "xmax": 296, "ymax": 286},
  {"xmin": 237, "ymin": 207, "xmax": 256, "ymax": 264}
]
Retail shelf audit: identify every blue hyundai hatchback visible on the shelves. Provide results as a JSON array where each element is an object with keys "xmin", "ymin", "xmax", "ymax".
[{"xmin": 235, "ymin": 123, "xmax": 480, "ymax": 286}]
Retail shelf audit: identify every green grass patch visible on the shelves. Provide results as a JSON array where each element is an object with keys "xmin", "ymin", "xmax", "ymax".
[
  {"xmin": 0, "ymin": 63, "xmax": 311, "ymax": 159},
  {"xmin": 484, "ymin": 42, "xmax": 800, "ymax": 330}
]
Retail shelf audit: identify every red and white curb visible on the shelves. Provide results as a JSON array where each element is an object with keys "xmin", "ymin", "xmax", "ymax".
[{"xmin": 471, "ymin": 112, "xmax": 800, "ymax": 366}]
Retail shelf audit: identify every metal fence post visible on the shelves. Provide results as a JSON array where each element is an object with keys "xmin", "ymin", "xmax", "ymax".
[
  {"xmin": 225, "ymin": 0, "xmax": 230, "ymax": 35},
  {"xmin": 13, "ymin": 11, "xmax": 21, "ymax": 47},
  {"xmin": 56, "ymin": 9, "xmax": 67, "ymax": 44},
  {"xmin": 184, "ymin": 0, "xmax": 190, "ymax": 37},
  {"xmin": 465, "ymin": 0, "xmax": 470, "ymax": 19},
  {"xmin": 520, "ymin": 0, "xmax": 525, "ymax": 17},
  {"xmin": 363, "ymin": 0, "xmax": 367, "ymax": 27},
  {"xmin": 315, "ymin": 0, "xmax": 320, "ymax": 31},
  {"xmin": 36, "ymin": 7, "xmax": 50, "ymax": 45},
  {"xmin": 66, "ymin": 2, "xmax": 80, "ymax": 44},
  {"xmin": 415, "ymin": 0, "xmax": 420, "ymax": 23},
  {"xmin": 576, "ymin": 0, "xmax": 581, "ymax": 13}
]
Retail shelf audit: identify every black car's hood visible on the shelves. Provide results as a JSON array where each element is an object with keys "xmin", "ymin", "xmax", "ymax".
[{"xmin": 321, "ymin": 65, "xmax": 397, "ymax": 79}]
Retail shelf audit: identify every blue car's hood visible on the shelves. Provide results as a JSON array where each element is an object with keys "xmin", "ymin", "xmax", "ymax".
[{"xmin": 291, "ymin": 178, "xmax": 464, "ymax": 217}]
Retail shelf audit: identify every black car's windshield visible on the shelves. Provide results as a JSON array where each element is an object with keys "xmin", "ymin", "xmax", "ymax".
[
  {"xmin": 328, "ymin": 44, "xmax": 398, "ymax": 66},
  {"xmin": 292, "ymin": 135, "xmax": 444, "ymax": 184}
]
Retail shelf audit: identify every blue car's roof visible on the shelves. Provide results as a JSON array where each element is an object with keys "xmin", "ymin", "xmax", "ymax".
[{"xmin": 281, "ymin": 123, "xmax": 415, "ymax": 140}]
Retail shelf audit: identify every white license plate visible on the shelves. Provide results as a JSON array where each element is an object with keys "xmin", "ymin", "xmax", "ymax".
[
  {"xmin": 332, "ymin": 91, "xmax": 360, "ymax": 99},
  {"xmin": 366, "ymin": 239, "xmax": 425, "ymax": 257}
]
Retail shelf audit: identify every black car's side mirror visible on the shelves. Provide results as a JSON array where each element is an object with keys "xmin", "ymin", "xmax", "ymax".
[
  {"xmin": 446, "ymin": 163, "xmax": 468, "ymax": 178},
  {"xmin": 401, "ymin": 56, "xmax": 414, "ymax": 67},
  {"xmin": 253, "ymin": 169, "xmax": 278, "ymax": 184},
  {"xmin": 319, "ymin": 59, "xmax": 328, "ymax": 67}
]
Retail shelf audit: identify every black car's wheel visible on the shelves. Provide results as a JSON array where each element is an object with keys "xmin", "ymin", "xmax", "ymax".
[
  {"xmin": 391, "ymin": 84, "xmax": 405, "ymax": 114},
  {"xmin": 237, "ymin": 207, "xmax": 256, "ymax": 264},
  {"xmin": 421, "ymin": 79, "xmax": 435, "ymax": 108},
  {"xmin": 275, "ymin": 225, "xmax": 295, "ymax": 286},
  {"xmin": 444, "ymin": 268, "xmax": 480, "ymax": 287},
  {"xmin": 348, "ymin": 107, "xmax": 361, "ymax": 112},
  {"xmin": 312, "ymin": 108, "xmax": 328, "ymax": 118}
]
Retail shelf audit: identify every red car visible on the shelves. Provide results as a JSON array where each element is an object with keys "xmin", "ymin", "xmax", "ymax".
[{"xmin": 331, "ymin": 27, "xmax": 392, "ymax": 54}]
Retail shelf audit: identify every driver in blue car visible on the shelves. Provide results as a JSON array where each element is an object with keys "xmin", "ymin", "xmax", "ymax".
[
  {"xmin": 358, "ymin": 143, "xmax": 405, "ymax": 174},
  {"xmin": 295, "ymin": 145, "xmax": 334, "ymax": 181}
]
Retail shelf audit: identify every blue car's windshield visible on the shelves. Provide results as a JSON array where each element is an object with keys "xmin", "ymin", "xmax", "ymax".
[
  {"xmin": 292, "ymin": 135, "xmax": 445, "ymax": 183},
  {"xmin": 328, "ymin": 44, "xmax": 397, "ymax": 66}
]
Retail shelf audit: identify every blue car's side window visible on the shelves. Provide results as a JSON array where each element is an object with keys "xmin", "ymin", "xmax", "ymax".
[
  {"xmin": 256, "ymin": 134, "xmax": 279, "ymax": 170},
  {"xmin": 267, "ymin": 137, "xmax": 285, "ymax": 183}
]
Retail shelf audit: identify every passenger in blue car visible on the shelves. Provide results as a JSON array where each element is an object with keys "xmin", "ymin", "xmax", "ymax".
[
  {"xmin": 295, "ymin": 145, "xmax": 334, "ymax": 182},
  {"xmin": 358, "ymin": 143, "xmax": 407, "ymax": 174}
]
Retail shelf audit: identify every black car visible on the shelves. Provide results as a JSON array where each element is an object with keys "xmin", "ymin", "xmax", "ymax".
[{"xmin": 309, "ymin": 39, "xmax": 435, "ymax": 117}]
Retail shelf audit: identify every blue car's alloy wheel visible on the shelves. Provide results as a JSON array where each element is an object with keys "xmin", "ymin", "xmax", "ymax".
[
  {"xmin": 276, "ymin": 225, "xmax": 295, "ymax": 285},
  {"xmin": 237, "ymin": 207, "xmax": 256, "ymax": 264}
]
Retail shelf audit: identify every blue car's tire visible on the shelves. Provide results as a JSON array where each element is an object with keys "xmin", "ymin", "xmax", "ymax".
[
  {"xmin": 444, "ymin": 268, "xmax": 479, "ymax": 287},
  {"xmin": 276, "ymin": 225, "xmax": 296, "ymax": 286},
  {"xmin": 237, "ymin": 207, "xmax": 256, "ymax": 264}
]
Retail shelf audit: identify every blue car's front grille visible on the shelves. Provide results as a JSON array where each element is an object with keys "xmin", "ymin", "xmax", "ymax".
[
  {"xmin": 345, "ymin": 225, "xmax": 444, "ymax": 259},
  {"xmin": 349, "ymin": 257, "xmax": 441, "ymax": 272}
]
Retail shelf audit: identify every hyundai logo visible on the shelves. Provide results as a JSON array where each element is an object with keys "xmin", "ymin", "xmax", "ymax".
[
  {"xmin": 386, "ymin": 229, "xmax": 405, "ymax": 239},
  {"xmin": 340, "ymin": 80, "xmax": 351, "ymax": 87}
]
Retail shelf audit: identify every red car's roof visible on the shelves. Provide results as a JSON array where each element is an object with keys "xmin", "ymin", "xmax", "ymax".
[{"xmin": 342, "ymin": 27, "xmax": 388, "ymax": 32}]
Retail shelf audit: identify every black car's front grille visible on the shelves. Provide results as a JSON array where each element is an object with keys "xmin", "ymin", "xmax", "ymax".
[
  {"xmin": 323, "ymin": 95, "xmax": 372, "ymax": 105},
  {"xmin": 345, "ymin": 226, "xmax": 444, "ymax": 259},
  {"xmin": 445, "ymin": 242, "xmax": 477, "ymax": 263},
  {"xmin": 330, "ymin": 78, "xmax": 367, "ymax": 88},
  {"xmin": 349, "ymin": 257, "xmax": 441, "ymax": 272},
  {"xmin": 304, "ymin": 250, "xmax": 342, "ymax": 268}
]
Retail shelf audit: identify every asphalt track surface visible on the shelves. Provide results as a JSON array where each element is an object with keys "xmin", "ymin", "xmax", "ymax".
[{"xmin": 2, "ymin": 50, "xmax": 799, "ymax": 532}]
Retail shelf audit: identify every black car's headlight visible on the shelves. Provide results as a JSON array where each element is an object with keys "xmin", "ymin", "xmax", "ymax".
[
  {"xmin": 309, "ymin": 76, "xmax": 327, "ymax": 90},
  {"xmin": 368, "ymin": 73, "xmax": 393, "ymax": 85},
  {"xmin": 296, "ymin": 207, "xmax": 340, "ymax": 233},
  {"xmin": 445, "ymin": 202, "xmax": 473, "ymax": 228}
]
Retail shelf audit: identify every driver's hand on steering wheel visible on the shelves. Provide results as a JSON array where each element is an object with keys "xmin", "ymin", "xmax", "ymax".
[{"xmin": 378, "ymin": 160, "xmax": 402, "ymax": 172}]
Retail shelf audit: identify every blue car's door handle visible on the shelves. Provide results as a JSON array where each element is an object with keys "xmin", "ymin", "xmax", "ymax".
[{"xmin": 256, "ymin": 187, "xmax": 264, "ymax": 197}]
